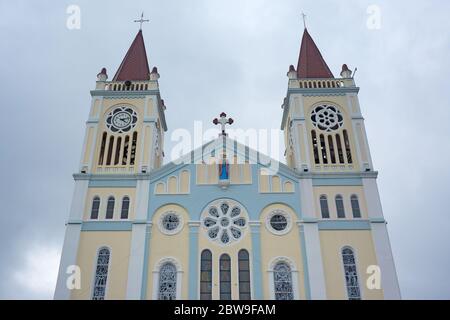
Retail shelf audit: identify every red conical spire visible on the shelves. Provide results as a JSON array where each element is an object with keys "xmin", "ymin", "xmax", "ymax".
[
  {"xmin": 113, "ymin": 30, "xmax": 150, "ymax": 81},
  {"xmin": 296, "ymin": 28, "xmax": 334, "ymax": 79}
]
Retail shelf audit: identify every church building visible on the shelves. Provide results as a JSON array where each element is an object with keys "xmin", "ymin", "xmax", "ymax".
[{"xmin": 54, "ymin": 21, "xmax": 401, "ymax": 300}]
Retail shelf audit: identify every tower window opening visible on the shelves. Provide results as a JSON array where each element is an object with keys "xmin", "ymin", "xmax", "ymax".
[
  {"xmin": 311, "ymin": 130, "xmax": 320, "ymax": 164},
  {"xmin": 122, "ymin": 135, "xmax": 129, "ymax": 165},
  {"xmin": 98, "ymin": 132, "xmax": 107, "ymax": 165},
  {"xmin": 320, "ymin": 195, "xmax": 330, "ymax": 218},
  {"xmin": 328, "ymin": 135, "xmax": 336, "ymax": 163},
  {"xmin": 130, "ymin": 132, "xmax": 138, "ymax": 165},
  {"xmin": 319, "ymin": 134, "xmax": 328, "ymax": 164},
  {"xmin": 106, "ymin": 196, "xmax": 115, "ymax": 219},
  {"xmin": 121, "ymin": 196, "xmax": 130, "ymax": 219},
  {"xmin": 343, "ymin": 130, "xmax": 352, "ymax": 164},
  {"xmin": 106, "ymin": 136, "xmax": 114, "ymax": 165},
  {"xmin": 90, "ymin": 196, "xmax": 100, "ymax": 219},
  {"xmin": 114, "ymin": 137, "xmax": 122, "ymax": 165},
  {"xmin": 351, "ymin": 195, "xmax": 361, "ymax": 218},
  {"xmin": 335, "ymin": 195, "xmax": 345, "ymax": 218},
  {"xmin": 336, "ymin": 134, "xmax": 345, "ymax": 163}
]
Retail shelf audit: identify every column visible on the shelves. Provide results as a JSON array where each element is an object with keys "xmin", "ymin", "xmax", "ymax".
[
  {"xmin": 249, "ymin": 222, "xmax": 263, "ymax": 299},
  {"xmin": 188, "ymin": 222, "xmax": 200, "ymax": 299}
]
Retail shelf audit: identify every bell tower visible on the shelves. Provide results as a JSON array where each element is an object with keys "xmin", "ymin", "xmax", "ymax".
[
  {"xmin": 79, "ymin": 29, "xmax": 167, "ymax": 176},
  {"xmin": 282, "ymin": 28, "xmax": 372, "ymax": 174},
  {"xmin": 281, "ymin": 27, "xmax": 401, "ymax": 299}
]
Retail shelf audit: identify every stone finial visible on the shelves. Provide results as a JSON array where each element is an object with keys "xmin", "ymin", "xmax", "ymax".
[
  {"xmin": 340, "ymin": 64, "xmax": 352, "ymax": 78},
  {"xmin": 97, "ymin": 67, "xmax": 108, "ymax": 81},
  {"xmin": 287, "ymin": 65, "xmax": 297, "ymax": 79},
  {"xmin": 150, "ymin": 66, "xmax": 160, "ymax": 80}
]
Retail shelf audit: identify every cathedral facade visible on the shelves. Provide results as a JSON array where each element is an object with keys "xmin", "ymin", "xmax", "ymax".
[{"xmin": 54, "ymin": 25, "xmax": 400, "ymax": 300}]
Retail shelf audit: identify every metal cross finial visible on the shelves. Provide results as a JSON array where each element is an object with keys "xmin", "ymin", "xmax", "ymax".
[
  {"xmin": 213, "ymin": 112, "xmax": 234, "ymax": 136},
  {"xmin": 134, "ymin": 12, "xmax": 149, "ymax": 30},
  {"xmin": 301, "ymin": 12, "xmax": 307, "ymax": 29}
]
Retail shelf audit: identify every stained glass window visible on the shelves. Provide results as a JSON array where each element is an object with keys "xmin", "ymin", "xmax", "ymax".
[
  {"xmin": 220, "ymin": 254, "xmax": 231, "ymax": 300},
  {"xmin": 320, "ymin": 195, "xmax": 330, "ymax": 218},
  {"xmin": 238, "ymin": 250, "xmax": 251, "ymax": 300},
  {"xmin": 335, "ymin": 195, "xmax": 345, "ymax": 218},
  {"xmin": 90, "ymin": 196, "xmax": 100, "ymax": 219},
  {"xmin": 351, "ymin": 195, "xmax": 361, "ymax": 218},
  {"xmin": 273, "ymin": 262, "xmax": 293, "ymax": 300},
  {"xmin": 200, "ymin": 250, "xmax": 212, "ymax": 300},
  {"xmin": 106, "ymin": 196, "xmax": 115, "ymax": 219},
  {"xmin": 120, "ymin": 196, "xmax": 129, "ymax": 219},
  {"xmin": 92, "ymin": 248, "xmax": 110, "ymax": 300},
  {"xmin": 342, "ymin": 248, "xmax": 361, "ymax": 300},
  {"xmin": 158, "ymin": 263, "xmax": 177, "ymax": 300}
]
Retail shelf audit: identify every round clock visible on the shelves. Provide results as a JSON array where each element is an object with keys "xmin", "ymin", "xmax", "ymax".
[{"xmin": 106, "ymin": 106, "xmax": 138, "ymax": 133}]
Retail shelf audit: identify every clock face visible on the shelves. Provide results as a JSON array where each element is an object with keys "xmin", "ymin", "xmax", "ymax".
[
  {"xmin": 112, "ymin": 111, "xmax": 132, "ymax": 128},
  {"xmin": 106, "ymin": 106, "xmax": 138, "ymax": 133}
]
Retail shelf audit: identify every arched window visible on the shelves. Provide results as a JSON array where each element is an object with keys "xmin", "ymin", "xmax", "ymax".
[
  {"xmin": 122, "ymin": 135, "xmax": 129, "ymax": 165},
  {"xmin": 336, "ymin": 134, "xmax": 345, "ymax": 163},
  {"xmin": 200, "ymin": 250, "xmax": 212, "ymax": 300},
  {"xmin": 335, "ymin": 195, "xmax": 345, "ymax": 218},
  {"xmin": 120, "ymin": 196, "xmax": 130, "ymax": 219},
  {"xmin": 351, "ymin": 195, "xmax": 361, "ymax": 218},
  {"xmin": 238, "ymin": 249, "xmax": 251, "ymax": 300},
  {"xmin": 343, "ymin": 130, "xmax": 352, "ymax": 164},
  {"xmin": 130, "ymin": 132, "xmax": 138, "ymax": 165},
  {"xmin": 320, "ymin": 195, "xmax": 330, "ymax": 218},
  {"xmin": 328, "ymin": 135, "xmax": 336, "ymax": 163},
  {"xmin": 158, "ymin": 262, "xmax": 177, "ymax": 300},
  {"xmin": 319, "ymin": 134, "xmax": 328, "ymax": 164},
  {"xmin": 105, "ymin": 196, "xmax": 115, "ymax": 219},
  {"xmin": 311, "ymin": 130, "xmax": 320, "ymax": 164},
  {"xmin": 342, "ymin": 247, "xmax": 361, "ymax": 300},
  {"xmin": 106, "ymin": 136, "xmax": 114, "ymax": 165},
  {"xmin": 90, "ymin": 196, "xmax": 100, "ymax": 219},
  {"xmin": 273, "ymin": 262, "xmax": 293, "ymax": 300},
  {"xmin": 114, "ymin": 137, "xmax": 122, "ymax": 165},
  {"xmin": 92, "ymin": 247, "xmax": 110, "ymax": 300},
  {"xmin": 98, "ymin": 132, "xmax": 107, "ymax": 165},
  {"xmin": 219, "ymin": 254, "xmax": 231, "ymax": 300}
]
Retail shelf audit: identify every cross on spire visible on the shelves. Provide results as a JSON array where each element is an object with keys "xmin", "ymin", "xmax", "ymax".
[
  {"xmin": 134, "ymin": 12, "xmax": 149, "ymax": 30},
  {"xmin": 301, "ymin": 11, "xmax": 307, "ymax": 29},
  {"xmin": 213, "ymin": 112, "xmax": 234, "ymax": 136}
]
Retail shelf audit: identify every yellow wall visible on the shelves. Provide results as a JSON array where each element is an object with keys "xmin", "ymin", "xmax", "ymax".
[
  {"xmin": 319, "ymin": 230, "xmax": 383, "ymax": 299},
  {"xmin": 146, "ymin": 204, "xmax": 190, "ymax": 299},
  {"xmin": 71, "ymin": 231, "xmax": 131, "ymax": 300},
  {"xmin": 259, "ymin": 204, "xmax": 306, "ymax": 299}
]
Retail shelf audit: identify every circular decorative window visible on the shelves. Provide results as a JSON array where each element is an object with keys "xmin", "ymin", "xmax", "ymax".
[
  {"xmin": 201, "ymin": 199, "xmax": 247, "ymax": 246},
  {"xmin": 311, "ymin": 104, "xmax": 343, "ymax": 132},
  {"xmin": 266, "ymin": 210, "xmax": 291, "ymax": 235},
  {"xmin": 159, "ymin": 211, "xmax": 183, "ymax": 235},
  {"xmin": 106, "ymin": 106, "xmax": 138, "ymax": 133}
]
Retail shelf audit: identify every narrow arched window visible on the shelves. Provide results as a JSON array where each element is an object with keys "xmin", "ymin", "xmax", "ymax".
[
  {"xmin": 90, "ymin": 196, "xmax": 100, "ymax": 219},
  {"xmin": 342, "ymin": 247, "xmax": 361, "ymax": 300},
  {"xmin": 343, "ymin": 130, "xmax": 352, "ymax": 164},
  {"xmin": 120, "ymin": 196, "xmax": 130, "ymax": 219},
  {"xmin": 200, "ymin": 250, "xmax": 212, "ymax": 300},
  {"xmin": 158, "ymin": 262, "xmax": 177, "ymax": 300},
  {"xmin": 130, "ymin": 132, "xmax": 138, "ymax": 165},
  {"xmin": 319, "ymin": 134, "xmax": 328, "ymax": 164},
  {"xmin": 92, "ymin": 247, "xmax": 110, "ymax": 300},
  {"xmin": 328, "ymin": 135, "xmax": 336, "ymax": 163},
  {"xmin": 351, "ymin": 195, "xmax": 361, "ymax": 218},
  {"xmin": 273, "ymin": 262, "xmax": 293, "ymax": 300},
  {"xmin": 336, "ymin": 134, "xmax": 345, "ymax": 163},
  {"xmin": 320, "ymin": 195, "xmax": 330, "ymax": 218},
  {"xmin": 335, "ymin": 195, "xmax": 345, "ymax": 218},
  {"xmin": 219, "ymin": 254, "xmax": 231, "ymax": 300},
  {"xmin": 122, "ymin": 135, "xmax": 129, "ymax": 165},
  {"xmin": 238, "ymin": 249, "xmax": 251, "ymax": 299},
  {"xmin": 106, "ymin": 136, "xmax": 114, "ymax": 165},
  {"xmin": 105, "ymin": 196, "xmax": 115, "ymax": 219},
  {"xmin": 311, "ymin": 130, "xmax": 320, "ymax": 164},
  {"xmin": 98, "ymin": 132, "xmax": 107, "ymax": 165},
  {"xmin": 114, "ymin": 136, "xmax": 122, "ymax": 165}
]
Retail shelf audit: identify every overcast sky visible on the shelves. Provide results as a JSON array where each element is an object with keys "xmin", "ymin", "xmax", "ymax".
[{"xmin": 0, "ymin": 0, "xmax": 449, "ymax": 299}]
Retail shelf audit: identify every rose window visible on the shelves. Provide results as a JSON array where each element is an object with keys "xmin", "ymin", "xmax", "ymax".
[
  {"xmin": 311, "ymin": 104, "xmax": 344, "ymax": 132},
  {"xmin": 202, "ymin": 200, "xmax": 247, "ymax": 245}
]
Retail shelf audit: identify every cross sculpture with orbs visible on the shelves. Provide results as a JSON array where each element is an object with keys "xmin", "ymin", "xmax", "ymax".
[{"xmin": 213, "ymin": 112, "xmax": 234, "ymax": 136}]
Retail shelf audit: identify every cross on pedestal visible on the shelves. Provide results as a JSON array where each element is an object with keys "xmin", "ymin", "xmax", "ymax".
[
  {"xmin": 134, "ymin": 12, "xmax": 149, "ymax": 30},
  {"xmin": 213, "ymin": 112, "xmax": 234, "ymax": 136}
]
